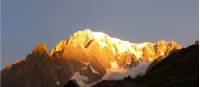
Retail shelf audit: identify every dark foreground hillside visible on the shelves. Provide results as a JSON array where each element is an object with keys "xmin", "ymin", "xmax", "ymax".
[{"xmin": 92, "ymin": 43, "xmax": 199, "ymax": 87}]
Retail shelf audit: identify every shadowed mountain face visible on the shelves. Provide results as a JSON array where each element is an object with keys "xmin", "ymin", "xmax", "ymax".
[
  {"xmin": 92, "ymin": 43, "xmax": 199, "ymax": 87},
  {"xmin": 1, "ymin": 29, "xmax": 182, "ymax": 87}
]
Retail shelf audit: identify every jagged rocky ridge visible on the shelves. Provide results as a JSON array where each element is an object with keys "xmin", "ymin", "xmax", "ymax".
[
  {"xmin": 92, "ymin": 43, "xmax": 199, "ymax": 87},
  {"xmin": 1, "ymin": 29, "xmax": 182, "ymax": 87}
]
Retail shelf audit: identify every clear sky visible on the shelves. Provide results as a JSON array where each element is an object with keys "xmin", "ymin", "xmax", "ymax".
[{"xmin": 2, "ymin": 0, "xmax": 198, "ymax": 68}]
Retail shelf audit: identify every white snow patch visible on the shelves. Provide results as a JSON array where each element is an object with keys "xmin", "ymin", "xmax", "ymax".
[
  {"xmin": 92, "ymin": 32, "xmax": 107, "ymax": 40},
  {"xmin": 136, "ymin": 43, "xmax": 149, "ymax": 49},
  {"xmin": 111, "ymin": 47, "xmax": 116, "ymax": 54},
  {"xmin": 136, "ymin": 50, "xmax": 143, "ymax": 58},
  {"xmin": 98, "ymin": 41, "xmax": 107, "ymax": 48},
  {"xmin": 110, "ymin": 61, "xmax": 119, "ymax": 69},
  {"xmin": 90, "ymin": 66, "xmax": 100, "ymax": 75},
  {"xmin": 102, "ymin": 62, "xmax": 150, "ymax": 80},
  {"xmin": 89, "ymin": 61, "xmax": 149, "ymax": 86},
  {"xmin": 71, "ymin": 72, "xmax": 89, "ymax": 87}
]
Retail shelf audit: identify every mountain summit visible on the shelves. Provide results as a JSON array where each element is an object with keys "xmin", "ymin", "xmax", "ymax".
[
  {"xmin": 1, "ymin": 29, "xmax": 182, "ymax": 87},
  {"xmin": 51, "ymin": 29, "xmax": 181, "ymax": 69}
]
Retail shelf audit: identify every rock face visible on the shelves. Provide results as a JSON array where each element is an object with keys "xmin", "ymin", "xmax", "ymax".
[
  {"xmin": 92, "ymin": 43, "xmax": 199, "ymax": 87},
  {"xmin": 1, "ymin": 29, "xmax": 182, "ymax": 87},
  {"xmin": 1, "ymin": 44, "xmax": 102, "ymax": 87}
]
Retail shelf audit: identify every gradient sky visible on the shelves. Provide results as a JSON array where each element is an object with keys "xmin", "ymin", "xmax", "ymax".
[{"xmin": 2, "ymin": 0, "xmax": 198, "ymax": 68}]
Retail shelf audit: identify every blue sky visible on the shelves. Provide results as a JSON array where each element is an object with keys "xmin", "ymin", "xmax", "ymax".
[{"xmin": 2, "ymin": 0, "xmax": 198, "ymax": 68}]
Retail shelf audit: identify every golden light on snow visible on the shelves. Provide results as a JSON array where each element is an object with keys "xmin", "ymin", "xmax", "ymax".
[
  {"xmin": 110, "ymin": 61, "xmax": 119, "ymax": 69},
  {"xmin": 50, "ymin": 29, "xmax": 182, "ymax": 68}
]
